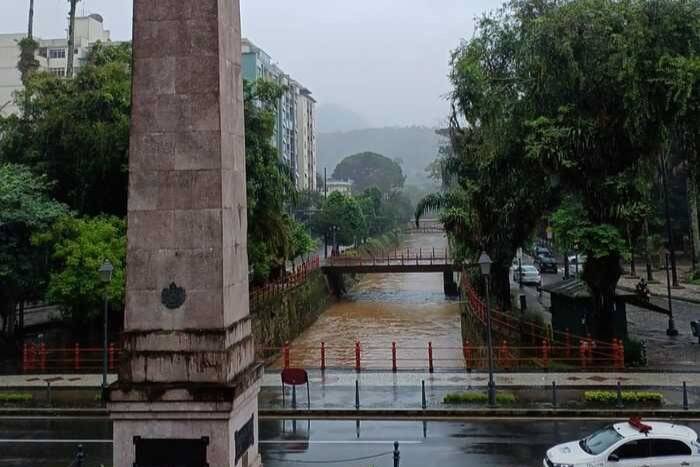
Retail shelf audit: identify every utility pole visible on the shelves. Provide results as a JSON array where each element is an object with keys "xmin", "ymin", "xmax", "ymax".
[
  {"xmin": 66, "ymin": 0, "xmax": 80, "ymax": 79},
  {"xmin": 28, "ymin": 0, "xmax": 35, "ymax": 39}
]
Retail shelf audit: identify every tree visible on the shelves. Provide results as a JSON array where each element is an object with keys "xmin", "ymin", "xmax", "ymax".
[
  {"xmin": 0, "ymin": 164, "xmax": 67, "ymax": 339},
  {"xmin": 332, "ymin": 152, "xmax": 406, "ymax": 194},
  {"xmin": 521, "ymin": 0, "xmax": 700, "ymax": 339},
  {"xmin": 244, "ymin": 79, "xmax": 314, "ymax": 284},
  {"xmin": 33, "ymin": 215, "xmax": 125, "ymax": 325},
  {"xmin": 312, "ymin": 192, "xmax": 366, "ymax": 247},
  {"xmin": 416, "ymin": 4, "xmax": 553, "ymax": 309},
  {"xmin": 0, "ymin": 42, "xmax": 132, "ymax": 216}
]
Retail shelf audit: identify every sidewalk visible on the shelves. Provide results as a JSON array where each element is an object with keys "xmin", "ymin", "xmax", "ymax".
[{"xmin": 618, "ymin": 274, "xmax": 700, "ymax": 304}]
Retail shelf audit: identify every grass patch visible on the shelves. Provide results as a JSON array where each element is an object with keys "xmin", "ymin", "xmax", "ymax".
[
  {"xmin": 583, "ymin": 390, "xmax": 663, "ymax": 406},
  {"xmin": 0, "ymin": 392, "xmax": 33, "ymax": 403},
  {"xmin": 444, "ymin": 391, "xmax": 517, "ymax": 405}
]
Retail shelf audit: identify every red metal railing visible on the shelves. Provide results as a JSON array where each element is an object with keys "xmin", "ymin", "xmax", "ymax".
[
  {"xmin": 461, "ymin": 275, "xmax": 622, "ymax": 367},
  {"xmin": 21, "ymin": 342, "xmax": 120, "ymax": 373},
  {"xmin": 250, "ymin": 256, "xmax": 321, "ymax": 308},
  {"xmin": 260, "ymin": 339, "xmax": 625, "ymax": 371}
]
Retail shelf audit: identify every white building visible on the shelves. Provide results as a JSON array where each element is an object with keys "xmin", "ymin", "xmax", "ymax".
[
  {"xmin": 326, "ymin": 179, "xmax": 353, "ymax": 196},
  {"xmin": 296, "ymin": 87, "xmax": 317, "ymax": 191},
  {"xmin": 0, "ymin": 14, "xmax": 111, "ymax": 116}
]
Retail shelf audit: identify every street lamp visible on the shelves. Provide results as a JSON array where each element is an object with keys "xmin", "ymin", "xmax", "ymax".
[
  {"xmin": 99, "ymin": 259, "xmax": 114, "ymax": 400},
  {"xmin": 664, "ymin": 250, "xmax": 678, "ymax": 337},
  {"xmin": 330, "ymin": 225, "xmax": 339, "ymax": 256},
  {"xmin": 478, "ymin": 251, "xmax": 497, "ymax": 407}
]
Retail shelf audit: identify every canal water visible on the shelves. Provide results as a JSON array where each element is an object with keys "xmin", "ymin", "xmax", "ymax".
[{"xmin": 278, "ymin": 233, "xmax": 464, "ymax": 371}]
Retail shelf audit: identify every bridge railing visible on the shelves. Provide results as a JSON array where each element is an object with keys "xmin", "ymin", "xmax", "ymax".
[
  {"xmin": 250, "ymin": 256, "xmax": 321, "ymax": 307},
  {"xmin": 328, "ymin": 248, "xmax": 451, "ymax": 266}
]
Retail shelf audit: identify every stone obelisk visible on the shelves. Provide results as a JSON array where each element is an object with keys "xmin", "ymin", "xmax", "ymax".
[{"xmin": 109, "ymin": 1, "xmax": 261, "ymax": 466}]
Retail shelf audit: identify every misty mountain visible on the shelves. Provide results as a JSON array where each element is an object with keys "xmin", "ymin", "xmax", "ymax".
[
  {"xmin": 317, "ymin": 126, "xmax": 445, "ymax": 185},
  {"xmin": 316, "ymin": 104, "xmax": 371, "ymax": 133}
]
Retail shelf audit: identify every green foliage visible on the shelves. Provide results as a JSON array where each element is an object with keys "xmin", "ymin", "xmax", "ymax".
[
  {"xmin": 312, "ymin": 192, "xmax": 367, "ymax": 246},
  {"xmin": 332, "ymin": 152, "xmax": 406, "ymax": 194},
  {"xmin": 0, "ymin": 392, "xmax": 33, "ymax": 403},
  {"xmin": 16, "ymin": 37, "xmax": 39, "ymax": 85},
  {"xmin": 444, "ymin": 391, "xmax": 517, "ymax": 405},
  {"xmin": 0, "ymin": 42, "xmax": 132, "ymax": 216},
  {"xmin": 33, "ymin": 215, "xmax": 125, "ymax": 323},
  {"xmin": 244, "ymin": 79, "xmax": 314, "ymax": 284},
  {"xmin": 583, "ymin": 391, "xmax": 662, "ymax": 406},
  {"xmin": 0, "ymin": 164, "xmax": 67, "ymax": 336}
]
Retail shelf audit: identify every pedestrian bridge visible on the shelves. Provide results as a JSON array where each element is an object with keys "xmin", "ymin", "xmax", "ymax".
[{"xmin": 322, "ymin": 249, "xmax": 458, "ymax": 274}]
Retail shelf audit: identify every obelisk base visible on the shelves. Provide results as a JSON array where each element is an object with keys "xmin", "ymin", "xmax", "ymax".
[{"xmin": 109, "ymin": 381, "xmax": 261, "ymax": 467}]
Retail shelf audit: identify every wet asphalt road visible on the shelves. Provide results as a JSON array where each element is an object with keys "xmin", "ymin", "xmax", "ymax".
[{"xmin": 2, "ymin": 417, "xmax": 700, "ymax": 467}]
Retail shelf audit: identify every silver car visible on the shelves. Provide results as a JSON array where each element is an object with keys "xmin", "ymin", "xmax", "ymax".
[{"xmin": 512, "ymin": 264, "xmax": 541, "ymax": 285}]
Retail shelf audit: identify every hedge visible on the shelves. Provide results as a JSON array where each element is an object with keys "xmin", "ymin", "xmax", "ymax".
[
  {"xmin": 444, "ymin": 392, "xmax": 517, "ymax": 405},
  {"xmin": 0, "ymin": 393, "xmax": 33, "ymax": 402},
  {"xmin": 583, "ymin": 390, "xmax": 663, "ymax": 405}
]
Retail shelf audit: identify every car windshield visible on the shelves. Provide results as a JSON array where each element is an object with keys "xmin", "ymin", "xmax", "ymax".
[
  {"xmin": 522, "ymin": 266, "xmax": 538, "ymax": 273},
  {"xmin": 580, "ymin": 426, "xmax": 623, "ymax": 455}
]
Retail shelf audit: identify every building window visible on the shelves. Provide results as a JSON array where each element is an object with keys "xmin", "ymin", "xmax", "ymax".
[
  {"xmin": 49, "ymin": 67, "xmax": 66, "ymax": 78},
  {"xmin": 49, "ymin": 48, "xmax": 66, "ymax": 59}
]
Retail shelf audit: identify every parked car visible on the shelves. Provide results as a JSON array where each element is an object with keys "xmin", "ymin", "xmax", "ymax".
[
  {"xmin": 512, "ymin": 264, "xmax": 541, "ymax": 285},
  {"xmin": 568, "ymin": 254, "xmax": 587, "ymax": 277},
  {"xmin": 536, "ymin": 254, "xmax": 558, "ymax": 273},
  {"xmin": 534, "ymin": 246, "xmax": 552, "ymax": 257},
  {"xmin": 543, "ymin": 418, "xmax": 700, "ymax": 467}
]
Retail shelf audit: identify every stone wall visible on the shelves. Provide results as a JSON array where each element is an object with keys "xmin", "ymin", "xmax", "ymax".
[{"xmin": 251, "ymin": 270, "xmax": 333, "ymax": 361}]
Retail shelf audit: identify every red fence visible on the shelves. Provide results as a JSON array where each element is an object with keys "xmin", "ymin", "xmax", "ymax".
[
  {"xmin": 21, "ymin": 342, "xmax": 120, "ymax": 373},
  {"xmin": 261, "ymin": 338, "xmax": 625, "ymax": 371},
  {"xmin": 250, "ymin": 256, "xmax": 321, "ymax": 308},
  {"xmin": 461, "ymin": 276, "xmax": 622, "ymax": 368}
]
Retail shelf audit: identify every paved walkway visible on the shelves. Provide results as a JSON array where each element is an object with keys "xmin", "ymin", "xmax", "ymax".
[
  {"xmin": 618, "ymin": 274, "xmax": 700, "ymax": 304},
  {"xmin": 1, "ymin": 370, "xmax": 697, "ymax": 390}
]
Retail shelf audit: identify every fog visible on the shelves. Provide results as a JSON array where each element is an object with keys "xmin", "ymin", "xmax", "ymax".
[{"xmin": 4, "ymin": 0, "xmax": 501, "ymax": 128}]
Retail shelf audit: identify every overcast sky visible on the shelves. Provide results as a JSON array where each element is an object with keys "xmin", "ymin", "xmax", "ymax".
[{"xmin": 5, "ymin": 0, "xmax": 500, "ymax": 128}]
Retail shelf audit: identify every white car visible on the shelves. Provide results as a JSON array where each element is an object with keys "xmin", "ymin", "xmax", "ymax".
[
  {"xmin": 512, "ymin": 264, "xmax": 542, "ymax": 285},
  {"xmin": 544, "ymin": 419, "xmax": 700, "ymax": 467}
]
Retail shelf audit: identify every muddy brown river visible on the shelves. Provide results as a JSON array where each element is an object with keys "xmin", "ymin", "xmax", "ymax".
[{"xmin": 277, "ymin": 233, "xmax": 464, "ymax": 371}]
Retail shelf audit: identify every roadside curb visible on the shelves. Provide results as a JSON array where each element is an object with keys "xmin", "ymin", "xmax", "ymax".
[
  {"xmin": 259, "ymin": 408, "xmax": 700, "ymax": 419},
  {"xmin": 3, "ymin": 407, "xmax": 700, "ymax": 419},
  {"xmin": 618, "ymin": 285, "xmax": 700, "ymax": 305}
]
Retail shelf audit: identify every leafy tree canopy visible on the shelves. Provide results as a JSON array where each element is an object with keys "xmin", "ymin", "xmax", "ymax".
[
  {"xmin": 332, "ymin": 152, "xmax": 406, "ymax": 194},
  {"xmin": 33, "ymin": 215, "xmax": 125, "ymax": 324}
]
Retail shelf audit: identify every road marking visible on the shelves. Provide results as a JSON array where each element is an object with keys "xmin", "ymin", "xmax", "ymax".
[
  {"xmin": 259, "ymin": 440, "xmax": 422, "ymax": 445},
  {"xmin": 0, "ymin": 439, "xmax": 112, "ymax": 444}
]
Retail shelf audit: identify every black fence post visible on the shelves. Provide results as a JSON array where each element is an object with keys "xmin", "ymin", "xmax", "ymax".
[
  {"xmin": 683, "ymin": 381, "xmax": 689, "ymax": 410},
  {"xmin": 421, "ymin": 380, "xmax": 427, "ymax": 410},
  {"xmin": 552, "ymin": 381, "xmax": 557, "ymax": 408},
  {"xmin": 616, "ymin": 381, "xmax": 624, "ymax": 409},
  {"xmin": 393, "ymin": 441, "xmax": 400, "ymax": 467},
  {"xmin": 355, "ymin": 380, "xmax": 360, "ymax": 410}
]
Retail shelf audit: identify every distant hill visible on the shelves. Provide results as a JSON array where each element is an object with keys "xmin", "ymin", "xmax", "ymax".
[
  {"xmin": 316, "ymin": 104, "xmax": 371, "ymax": 133},
  {"xmin": 317, "ymin": 126, "xmax": 445, "ymax": 185}
]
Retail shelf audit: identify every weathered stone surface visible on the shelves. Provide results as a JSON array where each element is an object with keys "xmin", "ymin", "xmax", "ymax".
[{"xmin": 112, "ymin": 0, "xmax": 258, "ymax": 465}]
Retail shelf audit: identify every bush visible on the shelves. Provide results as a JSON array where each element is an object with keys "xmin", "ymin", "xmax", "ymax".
[
  {"xmin": 623, "ymin": 338, "xmax": 647, "ymax": 367},
  {"xmin": 583, "ymin": 390, "xmax": 662, "ymax": 406},
  {"xmin": 444, "ymin": 391, "xmax": 517, "ymax": 405},
  {"xmin": 0, "ymin": 393, "xmax": 33, "ymax": 403}
]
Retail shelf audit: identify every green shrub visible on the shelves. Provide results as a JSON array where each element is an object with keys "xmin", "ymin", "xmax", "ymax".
[
  {"xmin": 444, "ymin": 391, "xmax": 517, "ymax": 405},
  {"xmin": 583, "ymin": 390, "xmax": 662, "ymax": 405},
  {"xmin": 0, "ymin": 393, "xmax": 33, "ymax": 403},
  {"xmin": 623, "ymin": 338, "xmax": 647, "ymax": 367}
]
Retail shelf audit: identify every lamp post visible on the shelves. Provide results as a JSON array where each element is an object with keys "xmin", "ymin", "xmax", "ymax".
[
  {"xmin": 478, "ymin": 251, "xmax": 496, "ymax": 406},
  {"xmin": 330, "ymin": 225, "xmax": 339, "ymax": 256},
  {"xmin": 664, "ymin": 251, "xmax": 678, "ymax": 336},
  {"xmin": 99, "ymin": 259, "xmax": 114, "ymax": 400}
]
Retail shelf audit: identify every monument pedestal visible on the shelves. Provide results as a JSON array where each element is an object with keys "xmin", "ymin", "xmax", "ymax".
[{"xmin": 110, "ymin": 379, "xmax": 261, "ymax": 467}]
